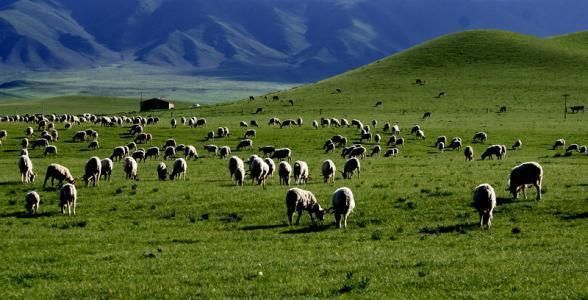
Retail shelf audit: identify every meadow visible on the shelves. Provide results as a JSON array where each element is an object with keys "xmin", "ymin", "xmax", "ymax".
[{"xmin": 0, "ymin": 30, "xmax": 587, "ymax": 298}]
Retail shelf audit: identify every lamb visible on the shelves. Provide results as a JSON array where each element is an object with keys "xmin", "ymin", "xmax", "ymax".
[
  {"xmin": 435, "ymin": 136, "xmax": 447, "ymax": 147},
  {"xmin": 508, "ymin": 162, "xmax": 543, "ymax": 201},
  {"xmin": 145, "ymin": 147, "xmax": 160, "ymax": 160},
  {"xmin": 259, "ymin": 145, "xmax": 275, "ymax": 157},
  {"xmin": 18, "ymin": 155, "xmax": 36, "ymax": 184},
  {"xmin": 157, "ymin": 162, "xmax": 167, "ymax": 181},
  {"xmin": 552, "ymin": 138, "xmax": 565, "ymax": 150},
  {"xmin": 59, "ymin": 183, "xmax": 77, "ymax": 216},
  {"xmin": 312, "ymin": 120, "xmax": 319, "ymax": 129},
  {"xmin": 132, "ymin": 150, "xmax": 146, "ymax": 162},
  {"xmin": 271, "ymin": 148, "xmax": 292, "ymax": 162},
  {"xmin": 512, "ymin": 139, "xmax": 522, "ymax": 150},
  {"xmin": 321, "ymin": 159, "xmax": 336, "ymax": 183},
  {"xmin": 416, "ymin": 129, "xmax": 426, "ymax": 140},
  {"xmin": 330, "ymin": 187, "xmax": 355, "ymax": 229},
  {"xmin": 100, "ymin": 158, "xmax": 113, "ymax": 182},
  {"xmin": 110, "ymin": 146, "xmax": 126, "ymax": 162},
  {"xmin": 237, "ymin": 139, "xmax": 253, "ymax": 151},
  {"xmin": 473, "ymin": 131, "xmax": 488, "ymax": 143},
  {"xmin": 88, "ymin": 140, "xmax": 99, "ymax": 150},
  {"xmin": 43, "ymin": 163, "xmax": 75, "ymax": 188},
  {"xmin": 464, "ymin": 146, "xmax": 474, "ymax": 161},
  {"xmin": 566, "ymin": 144, "xmax": 579, "ymax": 152},
  {"xmin": 169, "ymin": 158, "xmax": 188, "ymax": 180},
  {"xmin": 123, "ymin": 157, "xmax": 138, "ymax": 180},
  {"xmin": 82, "ymin": 156, "xmax": 102, "ymax": 187},
  {"xmin": 219, "ymin": 146, "xmax": 231, "ymax": 159},
  {"xmin": 72, "ymin": 131, "xmax": 87, "ymax": 142},
  {"xmin": 342, "ymin": 157, "xmax": 360, "ymax": 179},
  {"xmin": 228, "ymin": 156, "xmax": 245, "ymax": 185},
  {"xmin": 348, "ymin": 145, "xmax": 367, "ymax": 159},
  {"xmin": 384, "ymin": 148, "xmax": 399, "ymax": 157},
  {"xmin": 481, "ymin": 145, "xmax": 503, "ymax": 160},
  {"xmin": 25, "ymin": 191, "xmax": 41, "ymax": 214},
  {"xmin": 370, "ymin": 145, "xmax": 382, "ymax": 157},
  {"xmin": 293, "ymin": 161, "xmax": 309, "ymax": 185},
  {"xmin": 285, "ymin": 188, "xmax": 326, "ymax": 225},
  {"xmin": 163, "ymin": 146, "xmax": 176, "ymax": 160},
  {"xmin": 44, "ymin": 145, "xmax": 58, "ymax": 156},
  {"xmin": 278, "ymin": 161, "xmax": 292, "ymax": 185},
  {"xmin": 472, "ymin": 183, "xmax": 496, "ymax": 229},
  {"xmin": 184, "ymin": 145, "xmax": 199, "ymax": 160},
  {"xmin": 437, "ymin": 141, "xmax": 445, "ymax": 152},
  {"xmin": 264, "ymin": 157, "xmax": 276, "ymax": 178},
  {"xmin": 244, "ymin": 129, "xmax": 256, "ymax": 139}
]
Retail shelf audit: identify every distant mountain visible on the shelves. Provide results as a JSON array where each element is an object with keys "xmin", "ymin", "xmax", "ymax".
[{"xmin": 2, "ymin": 0, "xmax": 588, "ymax": 81}]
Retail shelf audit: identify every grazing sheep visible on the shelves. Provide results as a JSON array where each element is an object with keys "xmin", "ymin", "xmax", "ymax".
[
  {"xmin": 32, "ymin": 138, "xmax": 49, "ymax": 149},
  {"xmin": 135, "ymin": 133, "xmax": 149, "ymax": 144},
  {"xmin": 324, "ymin": 140, "xmax": 335, "ymax": 153},
  {"xmin": 196, "ymin": 118, "xmax": 207, "ymax": 127},
  {"xmin": 237, "ymin": 139, "xmax": 253, "ymax": 151},
  {"xmin": 163, "ymin": 146, "xmax": 176, "ymax": 160},
  {"xmin": 374, "ymin": 134, "xmax": 381, "ymax": 144},
  {"xmin": 126, "ymin": 142, "xmax": 137, "ymax": 152},
  {"xmin": 268, "ymin": 117, "xmax": 281, "ymax": 126},
  {"xmin": 437, "ymin": 141, "xmax": 445, "ymax": 152},
  {"xmin": 370, "ymin": 145, "xmax": 382, "ymax": 157},
  {"xmin": 512, "ymin": 139, "xmax": 522, "ymax": 150},
  {"xmin": 21, "ymin": 149, "xmax": 28, "ymax": 156},
  {"xmin": 464, "ymin": 146, "xmax": 474, "ymax": 161},
  {"xmin": 416, "ymin": 129, "xmax": 426, "ymax": 140},
  {"xmin": 163, "ymin": 138, "xmax": 177, "ymax": 149},
  {"xmin": 566, "ymin": 144, "xmax": 579, "ymax": 153},
  {"xmin": 285, "ymin": 188, "xmax": 326, "ymax": 225},
  {"xmin": 321, "ymin": 118, "xmax": 331, "ymax": 127},
  {"xmin": 18, "ymin": 155, "xmax": 36, "ymax": 184},
  {"xmin": 293, "ymin": 161, "xmax": 309, "ymax": 185},
  {"xmin": 387, "ymin": 135, "xmax": 397, "ymax": 146},
  {"xmin": 100, "ymin": 158, "xmax": 113, "ymax": 182},
  {"xmin": 123, "ymin": 157, "xmax": 138, "ymax": 180},
  {"xmin": 280, "ymin": 119, "xmax": 297, "ymax": 128},
  {"xmin": 43, "ymin": 164, "xmax": 74, "ymax": 188},
  {"xmin": 473, "ymin": 131, "xmax": 488, "ymax": 143},
  {"xmin": 264, "ymin": 157, "xmax": 276, "ymax": 178},
  {"xmin": 271, "ymin": 148, "xmax": 292, "ymax": 162},
  {"xmin": 500, "ymin": 145, "xmax": 507, "ymax": 158},
  {"xmin": 348, "ymin": 145, "xmax": 367, "ymax": 159},
  {"xmin": 219, "ymin": 146, "xmax": 231, "ymax": 159},
  {"xmin": 21, "ymin": 138, "xmax": 29, "ymax": 149},
  {"xmin": 259, "ymin": 145, "xmax": 275, "ymax": 157},
  {"xmin": 321, "ymin": 159, "xmax": 336, "ymax": 183},
  {"xmin": 342, "ymin": 157, "xmax": 360, "ymax": 179},
  {"xmin": 449, "ymin": 137, "xmax": 462, "ymax": 150},
  {"xmin": 395, "ymin": 137, "xmax": 405, "ymax": 147},
  {"xmin": 59, "ymin": 183, "xmax": 77, "ymax": 216},
  {"xmin": 312, "ymin": 120, "xmax": 319, "ymax": 129},
  {"xmin": 481, "ymin": 145, "xmax": 503, "ymax": 160},
  {"xmin": 249, "ymin": 155, "xmax": 269, "ymax": 186},
  {"xmin": 351, "ymin": 119, "xmax": 363, "ymax": 129},
  {"xmin": 132, "ymin": 150, "xmax": 146, "ymax": 162},
  {"xmin": 278, "ymin": 161, "xmax": 292, "ymax": 185},
  {"xmin": 145, "ymin": 147, "xmax": 160, "ymax": 160},
  {"xmin": 110, "ymin": 146, "xmax": 125, "ymax": 162},
  {"xmin": 72, "ymin": 131, "xmax": 87, "ymax": 142},
  {"xmin": 244, "ymin": 129, "xmax": 256, "ymax": 139},
  {"xmin": 184, "ymin": 145, "xmax": 199, "ymax": 160},
  {"xmin": 157, "ymin": 162, "xmax": 167, "ymax": 181},
  {"xmin": 250, "ymin": 120, "xmax": 259, "ymax": 127},
  {"xmin": 44, "ymin": 145, "xmax": 58, "ymax": 156},
  {"xmin": 508, "ymin": 162, "xmax": 543, "ymax": 201},
  {"xmin": 0, "ymin": 130, "xmax": 7, "ymax": 140},
  {"xmin": 580, "ymin": 145, "xmax": 588, "ymax": 154},
  {"xmin": 25, "ymin": 127, "xmax": 34, "ymax": 138},
  {"xmin": 170, "ymin": 158, "xmax": 188, "ymax": 180},
  {"xmin": 472, "ymin": 183, "xmax": 496, "ymax": 229},
  {"xmin": 171, "ymin": 118, "xmax": 177, "ymax": 128},
  {"xmin": 410, "ymin": 125, "xmax": 420, "ymax": 135},
  {"xmin": 435, "ymin": 136, "xmax": 447, "ymax": 147},
  {"xmin": 240, "ymin": 121, "xmax": 249, "ymax": 128},
  {"xmin": 330, "ymin": 187, "xmax": 355, "ymax": 229},
  {"xmin": 552, "ymin": 138, "xmax": 566, "ymax": 150},
  {"xmin": 82, "ymin": 156, "xmax": 101, "ymax": 187},
  {"xmin": 228, "ymin": 156, "xmax": 245, "ymax": 184},
  {"xmin": 206, "ymin": 130, "xmax": 215, "ymax": 141},
  {"xmin": 384, "ymin": 148, "xmax": 399, "ymax": 157},
  {"xmin": 25, "ymin": 191, "xmax": 40, "ymax": 214},
  {"xmin": 203, "ymin": 144, "xmax": 218, "ymax": 156},
  {"xmin": 88, "ymin": 140, "xmax": 99, "ymax": 150}
]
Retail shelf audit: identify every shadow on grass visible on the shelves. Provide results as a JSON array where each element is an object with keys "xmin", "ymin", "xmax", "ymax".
[
  {"xmin": 496, "ymin": 197, "xmax": 535, "ymax": 206},
  {"xmin": 282, "ymin": 223, "xmax": 332, "ymax": 234},
  {"xmin": 240, "ymin": 224, "xmax": 288, "ymax": 231},
  {"xmin": 3, "ymin": 149, "xmax": 22, "ymax": 153},
  {"xmin": 419, "ymin": 222, "xmax": 479, "ymax": 235},
  {"xmin": 559, "ymin": 212, "xmax": 588, "ymax": 220},
  {"xmin": 0, "ymin": 211, "xmax": 55, "ymax": 218}
]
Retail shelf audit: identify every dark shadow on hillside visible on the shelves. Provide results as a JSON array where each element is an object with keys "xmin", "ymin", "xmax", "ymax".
[
  {"xmin": 419, "ymin": 222, "xmax": 478, "ymax": 235},
  {"xmin": 0, "ymin": 211, "xmax": 55, "ymax": 218},
  {"xmin": 559, "ymin": 212, "xmax": 588, "ymax": 220},
  {"xmin": 240, "ymin": 224, "xmax": 288, "ymax": 231},
  {"xmin": 282, "ymin": 223, "xmax": 332, "ymax": 234}
]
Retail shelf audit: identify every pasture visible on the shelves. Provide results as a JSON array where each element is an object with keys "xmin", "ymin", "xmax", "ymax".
[{"xmin": 0, "ymin": 30, "xmax": 587, "ymax": 298}]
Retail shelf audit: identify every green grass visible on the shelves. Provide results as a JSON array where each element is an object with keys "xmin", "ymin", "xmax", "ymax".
[{"xmin": 0, "ymin": 30, "xmax": 587, "ymax": 298}]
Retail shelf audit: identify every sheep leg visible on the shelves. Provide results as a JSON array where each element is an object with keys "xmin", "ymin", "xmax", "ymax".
[
  {"xmin": 295, "ymin": 209, "xmax": 303, "ymax": 225},
  {"xmin": 522, "ymin": 186, "xmax": 527, "ymax": 200},
  {"xmin": 335, "ymin": 213, "xmax": 342, "ymax": 229},
  {"xmin": 72, "ymin": 201, "xmax": 76, "ymax": 216},
  {"xmin": 534, "ymin": 183, "xmax": 541, "ymax": 201}
]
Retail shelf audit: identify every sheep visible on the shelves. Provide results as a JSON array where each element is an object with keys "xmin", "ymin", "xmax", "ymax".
[
  {"xmin": 169, "ymin": 158, "xmax": 188, "ymax": 180},
  {"xmin": 387, "ymin": 135, "xmax": 397, "ymax": 146},
  {"xmin": 580, "ymin": 145, "xmax": 588, "ymax": 154},
  {"xmin": 348, "ymin": 145, "xmax": 367, "ymax": 159},
  {"xmin": 217, "ymin": 127, "xmax": 229, "ymax": 138},
  {"xmin": 259, "ymin": 145, "xmax": 275, "ymax": 157},
  {"xmin": 32, "ymin": 138, "xmax": 49, "ymax": 149},
  {"xmin": 18, "ymin": 155, "xmax": 36, "ymax": 184},
  {"xmin": 72, "ymin": 131, "xmax": 87, "ymax": 142},
  {"xmin": 240, "ymin": 121, "xmax": 248, "ymax": 127},
  {"xmin": 21, "ymin": 149, "xmax": 29, "ymax": 156},
  {"xmin": 374, "ymin": 134, "xmax": 381, "ymax": 144},
  {"xmin": 25, "ymin": 191, "xmax": 41, "ymax": 214},
  {"xmin": 473, "ymin": 131, "xmax": 488, "ymax": 143},
  {"xmin": 43, "ymin": 163, "xmax": 75, "ymax": 188},
  {"xmin": 163, "ymin": 138, "xmax": 177, "ymax": 149},
  {"xmin": 341, "ymin": 145, "xmax": 357, "ymax": 157},
  {"xmin": 110, "ymin": 146, "xmax": 126, "ymax": 162},
  {"xmin": 321, "ymin": 159, "xmax": 336, "ymax": 183},
  {"xmin": 500, "ymin": 145, "xmax": 507, "ymax": 158},
  {"xmin": 384, "ymin": 148, "xmax": 399, "ymax": 157},
  {"xmin": 268, "ymin": 117, "xmax": 281, "ymax": 126},
  {"xmin": 280, "ymin": 119, "xmax": 297, "ymax": 128},
  {"xmin": 228, "ymin": 156, "xmax": 245, "ymax": 184},
  {"xmin": 44, "ymin": 145, "xmax": 58, "ymax": 156},
  {"xmin": 127, "ymin": 142, "xmax": 137, "ymax": 152},
  {"xmin": 21, "ymin": 138, "xmax": 29, "ymax": 149},
  {"xmin": 250, "ymin": 120, "xmax": 259, "ymax": 127},
  {"xmin": 25, "ymin": 127, "xmax": 34, "ymax": 138},
  {"xmin": 342, "ymin": 157, "xmax": 360, "ymax": 179},
  {"xmin": 330, "ymin": 187, "xmax": 355, "ymax": 229},
  {"xmin": 285, "ymin": 188, "xmax": 326, "ymax": 225},
  {"xmin": 481, "ymin": 145, "xmax": 503, "ymax": 160},
  {"xmin": 508, "ymin": 162, "xmax": 543, "ymax": 201},
  {"xmin": 391, "ymin": 125, "xmax": 400, "ymax": 135},
  {"xmin": 145, "ymin": 147, "xmax": 160, "ymax": 160},
  {"xmin": 132, "ymin": 150, "xmax": 146, "ymax": 162},
  {"xmin": 219, "ymin": 146, "xmax": 231, "ymax": 159},
  {"xmin": 244, "ymin": 129, "xmax": 256, "ymax": 139},
  {"xmin": 370, "ymin": 145, "xmax": 382, "ymax": 157},
  {"xmin": 472, "ymin": 183, "xmax": 496, "ymax": 229},
  {"xmin": 237, "ymin": 139, "xmax": 253, "ymax": 151},
  {"xmin": 312, "ymin": 120, "xmax": 319, "ymax": 129},
  {"xmin": 351, "ymin": 119, "xmax": 363, "ymax": 129},
  {"xmin": 171, "ymin": 118, "xmax": 177, "ymax": 128},
  {"xmin": 321, "ymin": 118, "xmax": 331, "ymax": 127},
  {"xmin": 88, "ymin": 140, "xmax": 100, "ymax": 150},
  {"xmin": 196, "ymin": 118, "xmax": 207, "ymax": 127},
  {"xmin": 202, "ymin": 144, "xmax": 218, "ymax": 156},
  {"xmin": 324, "ymin": 140, "xmax": 335, "ymax": 153},
  {"xmin": 135, "ymin": 133, "xmax": 149, "ymax": 144},
  {"xmin": 278, "ymin": 161, "xmax": 292, "ymax": 185},
  {"xmin": 359, "ymin": 132, "xmax": 372, "ymax": 143},
  {"xmin": 435, "ymin": 136, "xmax": 447, "ymax": 147},
  {"xmin": 416, "ymin": 129, "xmax": 426, "ymax": 140},
  {"xmin": 410, "ymin": 125, "xmax": 420, "ymax": 135},
  {"xmin": 566, "ymin": 144, "xmax": 579, "ymax": 153},
  {"xmin": 0, "ymin": 130, "xmax": 6, "ymax": 140},
  {"xmin": 297, "ymin": 117, "xmax": 303, "ymax": 127},
  {"xmin": 271, "ymin": 148, "xmax": 292, "ymax": 162},
  {"xmin": 249, "ymin": 155, "xmax": 269, "ymax": 186},
  {"xmin": 293, "ymin": 161, "xmax": 309, "ymax": 185},
  {"xmin": 100, "ymin": 158, "xmax": 113, "ymax": 182},
  {"xmin": 130, "ymin": 124, "xmax": 143, "ymax": 135},
  {"xmin": 157, "ymin": 162, "xmax": 167, "ymax": 181},
  {"xmin": 264, "ymin": 157, "xmax": 276, "ymax": 178},
  {"xmin": 163, "ymin": 146, "xmax": 176, "ymax": 160},
  {"xmin": 82, "ymin": 156, "xmax": 102, "ymax": 187},
  {"xmin": 464, "ymin": 146, "xmax": 474, "ymax": 161},
  {"xmin": 206, "ymin": 131, "xmax": 215, "ymax": 141},
  {"xmin": 123, "ymin": 157, "xmax": 138, "ymax": 180},
  {"xmin": 449, "ymin": 137, "xmax": 462, "ymax": 150},
  {"xmin": 552, "ymin": 138, "xmax": 565, "ymax": 150},
  {"xmin": 183, "ymin": 145, "xmax": 198, "ymax": 160},
  {"xmin": 437, "ymin": 141, "xmax": 445, "ymax": 152},
  {"xmin": 59, "ymin": 183, "xmax": 77, "ymax": 216},
  {"xmin": 512, "ymin": 139, "xmax": 522, "ymax": 150}
]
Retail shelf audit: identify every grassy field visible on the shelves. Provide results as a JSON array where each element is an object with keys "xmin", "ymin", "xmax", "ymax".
[{"xmin": 0, "ymin": 30, "xmax": 587, "ymax": 298}]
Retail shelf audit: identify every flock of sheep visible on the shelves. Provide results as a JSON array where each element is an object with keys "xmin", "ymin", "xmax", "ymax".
[{"xmin": 1, "ymin": 111, "xmax": 549, "ymax": 229}]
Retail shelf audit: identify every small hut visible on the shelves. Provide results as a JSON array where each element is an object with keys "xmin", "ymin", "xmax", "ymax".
[{"xmin": 140, "ymin": 98, "xmax": 174, "ymax": 111}]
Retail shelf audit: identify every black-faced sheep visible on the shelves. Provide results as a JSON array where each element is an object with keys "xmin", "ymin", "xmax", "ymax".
[
  {"xmin": 370, "ymin": 145, "xmax": 381, "ymax": 157},
  {"xmin": 163, "ymin": 146, "xmax": 176, "ymax": 160},
  {"xmin": 285, "ymin": 188, "xmax": 325, "ymax": 225},
  {"xmin": 110, "ymin": 146, "xmax": 126, "ymax": 162},
  {"xmin": 259, "ymin": 145, "xmax": 275, "ymax": 157},
  {"xmin": 145, "ymin": 147, "xmax": 160, "ymax": 160},
  {"xmin": 473, "ymin": 183, "xmax": 496, "ymax": 229},
  {"xmin": 244, "ymin": 129, "xmax": 256, "ymax": 139},
  {"xmin": 508, "ymin": 162, "xmax": 543, "ymax": 201},
  {"xmin": 552, "ymin": 138, "xmax": 565, "ymax": 150}
]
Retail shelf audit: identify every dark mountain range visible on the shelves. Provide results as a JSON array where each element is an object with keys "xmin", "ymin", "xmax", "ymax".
[{"xmin": 2, "ymin": 0, "xmax": 588, "ymax": 81}]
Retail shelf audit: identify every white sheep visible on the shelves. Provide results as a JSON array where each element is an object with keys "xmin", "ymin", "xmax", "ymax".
[
  {"xmin": 18, "ymin": 155, "xmax": 36, "ymax": 184},
  {"xmin": 293, "ymin": 160, "xmax": 309, "ymax": 185},
  {"xmin": 512, "ymin": 139, "xmax": 522, "ymax": 150},
  {"xmin": 44, "ymin": 145, "xmax": 58, "ymax": 156},
  {"xmin": 264, "ymin": 157, "xmax": 276, "ymax": 178},
  {"xmin": 100, "ymin": 158, "xmax": 113, "ymax": 182},
  {"xmin": 219, "ymin": 146, "xmax": 231, "ymax": 159},
  {"xmin": 508, "ymin": 162, "xmax": 543, "ymax": 201},
  {"xmin": 229, "ymin": 156, "xmax": 245, "ymax": 186},
  {"xmin": 123, "ymin": 157, "xmax": 138, "ymax": 180},
  {"xmin": 321, "ymin": 159, "xmax": 336, "ymax": 183},
  {"xmin": 473, "ymin": 183, "xmax": 496, "ymax": 229},
  {"xmin": 342, "ymin": 157, "xmax": 360, "ymax": 179},
  {"xmin": 170, "ymin": 158, "xmax": 188, "ymax": 180},
  {"xmin": 330, "ymin": 187, "xmax": 355, "ymax": 229},
  {"xmin": 59, "ymin": 183, "xmax": 77, "ymax": 216},
  {"xmin": 157, "ymin": 162, "xmax": 167, "ymax": 181},
  {"xmin": 82, "ymin": 156, "xmax": 101, "ymax": 187},
  {"xmin": 184, "ymin": 145, "xmax": 199, "ymax": 160},
  {"xmin": 43, "ymin": 164, "xmax": 75, "ymax": 188},
  {"xmin": 285, "ymin": 187, "xmax": 326, "ymax": 225},
  {"xmin": 278, "ymin": 161, "xmax": 292, "ymax": 185},
  {"xmin": 437, "ymin": 141, "xmax": 445, "ymax": 152},
  {"xmin": 464, "ymin": 146, "xmax": 474, "ymax": 161},
  {"xmin": 249, "ymin": 155, "xmax": 269, "ymax": 186},
  {"xmin": 25, "ymin": 191, "xmax": 40, "ymax": 214},
  {"xmin": 552, "ymin": 138, "xmax": 565, "ymax": 150}
]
